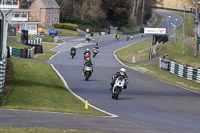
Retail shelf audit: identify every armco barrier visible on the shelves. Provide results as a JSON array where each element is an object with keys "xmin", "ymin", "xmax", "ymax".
[
  {"xmin": 9, "ymin": 46, "xmax": 36, "ymax": 58},
  {"xmin": 0, "ymin": 56, "xmax": 7, "ymax": 93},
  {"xmin": 159, "ymin": 58, "xmax": 200, "ymax": 83}
]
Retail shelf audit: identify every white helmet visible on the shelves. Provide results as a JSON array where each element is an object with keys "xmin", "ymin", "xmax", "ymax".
[
  {"xmin": 120, "ymin": 68, "xmax": 126, "ymax": 75},
  {"xmin": 86, "ymin": 48, "xmax": 89, "ymax": 51}
]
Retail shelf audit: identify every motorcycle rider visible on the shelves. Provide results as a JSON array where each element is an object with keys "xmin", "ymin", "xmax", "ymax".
[
  {"xmin": 84, "ymin": 48, "xmax": 91, "ymax": 56},
  {"xmin": 110, "ymin": 68, "xmax": 128, "ymax": 91},
  {"xmin": 95, "ymin": 43, "xmax": 99, "ymax": 49},
  {"xmin": 126, "ymin": 35, "xmax": 130, "ymax": 41},
  {"xmin": 70, "ymin": 46, "xmax": 76, "ymax": 54},
  {"xmin": 83, "ymin": 57, "xmax": 94, "ymax": 74},
  {"xmin": 130, "ymin": 35, "xmax": 133, "ymax": 40}
]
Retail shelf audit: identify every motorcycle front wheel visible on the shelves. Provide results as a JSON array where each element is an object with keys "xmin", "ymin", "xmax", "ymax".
[
  {"xmin": 85, "ymin": 72, "xmax": 90, "ymax": 81},
  {"xmin": 112, "ymin": 87, "xmax": 120, "ymax": 100}
]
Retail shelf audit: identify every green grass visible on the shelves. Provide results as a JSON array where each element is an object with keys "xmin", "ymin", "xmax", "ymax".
[
  {"xmin": 115, "ymin": 39, "xmax": 200, "ymax": 92},
  {"xmin": 0, "ymin": 127, "xmax": 104, "ymax": 133},
  {"xmin": 39, "ymin": 26, "xmax": 78, "ymax": 36},
  {"xmin": 6, "ymin": 42, "xmax": 31, "ymax": 49},
  {"xmin": 2, "ymin": 58, "xmax": 106, "ymax": 116},
  {"xmin": 131, "ymin": 62, "xmax": 200, "ymax": 92},
  {"xmin": 40, "ymin": 35, "xmax": 54, "ymax": 42},
  {"xmin": 115, "ymin": 39, "xmax": 151, "ymax": 63},
  {"xmin": 34, "ymin": 43, "xmax": 58, "ymax": 60},
  {"xmin": 153, "ymin": 13, "xmax": 163, "ymax": 28},
  {"xmin": 157, "ymin": 39, "xmax": 200, "ymax": 68}
]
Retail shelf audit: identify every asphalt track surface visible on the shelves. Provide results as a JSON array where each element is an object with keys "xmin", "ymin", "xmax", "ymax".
[{"xmin": 1, "ymin": 11, "xmax": 200, "ymax": 133}]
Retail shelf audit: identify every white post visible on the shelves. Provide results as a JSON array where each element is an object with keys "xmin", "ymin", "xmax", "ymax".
[{"xmin": 183, "ymin": 4, "xmax": 188, "ymax": 56}]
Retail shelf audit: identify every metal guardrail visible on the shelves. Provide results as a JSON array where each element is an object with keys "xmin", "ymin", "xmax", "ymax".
[
  {"xmin": 0, "ymin": 56, "xmax": 7, "ymax": 92},
  {"xmin": 159, "ymin": 58, "xmax": 200, "ymax": 83},
  {"xmin": 9, "ymin": 46, "xmax": 35, "ymax": 58}
]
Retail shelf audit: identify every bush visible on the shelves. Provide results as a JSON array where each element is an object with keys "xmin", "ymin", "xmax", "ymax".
[
  {"xmin": 54, "ymin": 23, "xmax": 63, "ymax": 28},
  {"xmin": 63, "ymin": 23, "xmax": 78, "ymax": 31}
]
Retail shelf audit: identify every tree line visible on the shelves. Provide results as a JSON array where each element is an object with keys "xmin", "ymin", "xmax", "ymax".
[{"xmin": 56, "ymin": 0, "xmax": 159, "ymax": 28}]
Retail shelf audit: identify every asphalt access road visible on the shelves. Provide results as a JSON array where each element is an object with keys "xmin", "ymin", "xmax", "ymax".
[{"xmin": 1, "ymin": 11, "xmax": 200, "ymax": 133}]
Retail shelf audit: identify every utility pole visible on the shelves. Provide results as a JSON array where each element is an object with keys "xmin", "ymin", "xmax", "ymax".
[{"xmin": 183, "ymin": 4, "xmax": 188, "ymax": 56}]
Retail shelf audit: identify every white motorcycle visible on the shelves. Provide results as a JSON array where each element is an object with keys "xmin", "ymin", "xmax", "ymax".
[{"xmin": 112, "ymin": 76, "xmax": 125, "ymax": 99}]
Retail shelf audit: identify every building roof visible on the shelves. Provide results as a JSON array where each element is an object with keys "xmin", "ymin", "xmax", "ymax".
[{"xmin": 40, "ymin": 0, "xmax": 60, "ymax": 8}]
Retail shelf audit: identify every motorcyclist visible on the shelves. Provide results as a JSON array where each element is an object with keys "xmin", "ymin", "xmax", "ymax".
[
  {"xmin": 83, "ymin": 57, "xmax": 94, "ymax": 74},
  {"xmin": 84, "ymin": 48, "xmax": 91, "ymax": 56},
  {"xmin": 130, "ymin": 35, "xmax": 133, "ymax": 40},
  {"xmin": 70, "ymin": 46, "xmax": 76, "ymax": 54},
  {"xmin": 95, "ymin": 43, "xmax": 99, "ymax": 49},
  {"xmin": 110, "ymin": 68, "xmax": 128, "ymax": 90},
  {"xmin": 126, "ymin": 35, "xmax": 130, "ymax": 41},
  {"xmin": 116, "ymin": 35, "xmax": 120, "ymax": 40}
]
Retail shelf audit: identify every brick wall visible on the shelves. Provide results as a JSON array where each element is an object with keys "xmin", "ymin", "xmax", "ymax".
[{"xmin": 29, "ymin": 0, "xmax": 60, "ymax": 27}]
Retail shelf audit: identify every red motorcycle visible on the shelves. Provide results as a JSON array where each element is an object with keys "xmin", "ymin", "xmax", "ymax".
[
  {"xmin": 116, "ymin": 35, "xmax": 120, "ymax": 41},
  {"xmin": 84, "ymin": 53, "xmax": 90, "ymax": 60},
  {"xmin": 93, "ymin": 48, "xmax": 99, "ymax": 57}
]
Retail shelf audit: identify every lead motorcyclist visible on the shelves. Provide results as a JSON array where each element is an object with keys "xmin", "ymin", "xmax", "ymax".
[
  {"xmin": 82, "ymin": 57, "xmax": 94, "ymax": 74},
  {"xmin": 110, "ymin": 68, "xmax": 128, "ymax": 91}
]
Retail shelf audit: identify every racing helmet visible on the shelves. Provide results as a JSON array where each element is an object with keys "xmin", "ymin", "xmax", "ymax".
[
  {"xmin": 86, "ymin": 48, "xmax": 89, "ymax": 51},
  {"xmin": 120, "ymin": 68, "xmax": 126, "ymax": 75}
]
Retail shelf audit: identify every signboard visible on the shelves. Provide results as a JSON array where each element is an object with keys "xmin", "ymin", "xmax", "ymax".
[
  {"xmin": 144, "ymin": 28, "xmax": 166, "ymax": 34},
  {"xmin": 160, "ymin": 60, "xmax": 169, "ymax": 70}
]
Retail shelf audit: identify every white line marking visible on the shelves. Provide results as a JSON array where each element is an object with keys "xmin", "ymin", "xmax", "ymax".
[{"xmin": 51, "ymin": 64, "xmax": 118, "ymax": 118}]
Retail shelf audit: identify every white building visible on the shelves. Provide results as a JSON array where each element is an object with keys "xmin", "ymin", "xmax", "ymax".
[{"xmin": 0, "ymin": 0, "xmax": 40, "ymax": 35}]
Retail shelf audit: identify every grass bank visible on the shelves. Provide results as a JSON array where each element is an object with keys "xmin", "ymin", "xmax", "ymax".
[
  {"xmin": 115, "ymin": 39, "xmax": 200, "ymax": 92},
  {"xmin": 0, "ymin": 127, "xmax": 104, "ymax": 133},
  {"xmin": 34, "ymin": 43, "xmax": 58, "ymax": 60},
  {"xmin": 153, "ymin": 13, "xmax": 163, "ymax": 28},
  {"xmin": 2, "ymin": 58, "xmax": 106, "ymax": 116},
  {"xmin": 40, "ymin": 26, "xmax": 78, "ymax": 36}
]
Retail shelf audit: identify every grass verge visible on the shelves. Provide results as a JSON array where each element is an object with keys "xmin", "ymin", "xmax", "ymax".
[
  {"xmin": 2, "ymin": 58, "xmax": 106, "ymax": 116},
  {"xmin": 0, "ymin": 127, "xmax": 104, "ymax": 133},
  {"xmin": 6, "ymin": 42, "xmax": 31, "ymax": 49},
  {"xmin": 34, "ymin": 43, "xmax": 58, "ymax": 60},
  {"xmin": 115, "ymin": 39, "xmax": 151, "ymax": 63},
  {"xmin": 115, "ymin": 38, "xmax": 200, "ymax": 92},
  {"xmin": 153, "ymin": 13, "xmax": 163, "ymax": 28},
  {"xmin": 40, "ymin": 26, "xmax": 78, "ymax": 36},
  {"xmin": 131, "ymin": 62, "xmax": 200, "ymax": 92},
  {"xmin": 157, "ymin": 39, "xmax": 200, "ymax": 68}
]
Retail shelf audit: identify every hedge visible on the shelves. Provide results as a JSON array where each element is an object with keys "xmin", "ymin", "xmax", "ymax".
[
  {"xmin": 63, "ymin": 23, "xmax": 78, "ymax": 31},
  {"xmin": 54, "ymin": 23, "xmax": 63, "ymax": 28},
  {"xmin": 54, "ymin": 23, "xmax": 78, "ymax": 31}
]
